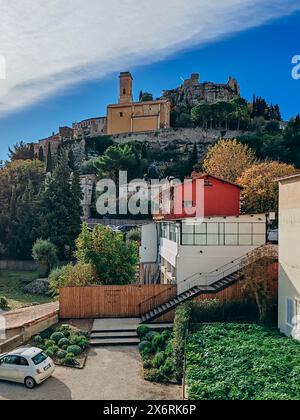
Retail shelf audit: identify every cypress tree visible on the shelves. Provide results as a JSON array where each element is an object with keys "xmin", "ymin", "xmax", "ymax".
[
  {"xmin": 68, "ymin": 148, "xmax": 76, "ymax": 171},
  {"xmin": 38, "ymin": 146, "xmax": 44, "ymax": 162},
  {"xmin": 46, "ymin": 143, "xmax": 53, "ymax": 173}
]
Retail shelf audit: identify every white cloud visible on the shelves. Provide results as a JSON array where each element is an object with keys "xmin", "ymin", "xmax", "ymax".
[{"xmin": 0, "ymin": 0, "xmax": 299, "ymax": 114}]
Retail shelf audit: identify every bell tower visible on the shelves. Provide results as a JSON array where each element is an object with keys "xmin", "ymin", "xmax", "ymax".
[{"xmin": 119, "ymin": 72, "xmax": 133, "ymax": 104}]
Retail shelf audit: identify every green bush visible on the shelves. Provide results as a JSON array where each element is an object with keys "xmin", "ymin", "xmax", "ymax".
[
  {"xmin": 186, "ymin": 323, "xmax": 300, "ymax": 400},
  {"xmin": 191, "ymin": 299, "xmax": 223, "ymax": 323},
  {"xmin": 153, "ymin": 351, "xmax": 166, "ymax": 369},
  {"xmin": 56, "ymin": 350, "xmax": 67, "ymax": 359},
  {"xmin": 161, "ymin": 329, "xmax": 172, "ymax": 342},
  {"xmin": 34, "ymin": 335, "xmax": 43, "ymax": 345},
  {"xmin": 58, "ymin": 338, "xmax": 70, "ymax": 348},
  {"xmin": 51, "ymin": 345, "xmax": 59, "ymax": 355},
  {"xmin": 159, "ymin": 357, "xmax": 174, "ymax": 377},
  {"xmin": 164, "ymin": 340, "xmax": 173, "ymax": 357},
  {"xmin": 45, "ymin": 339, "xmax": 56, "ymax": 348},
  {"xmin": 62, "ymin": 345, "xmax": 68, "ymax": 351},
  {"xmin": 32, "ymin": 239, "xmax": 58, "ymax": 276},
  {"xmin": 57, "ymin": 326, "xmax": 71, "ymax": 338},
  {"xmin": 144, "ymin": 368, "xmax": 168, "ymax": 384},
  {"xmin": 152, "ymin": 334, "xmax": 165, "ymax": 351},
  {"xmin": 138, "ymin": 340, "xmax": 152, "ymax": 353},
  {"xmin": 77, "ymin": 337, "xmax": 88, "ymax": 350},
  {"xmin": 69, "ymin": 334, "xmax": 85, "ymax": 346},
  {"xmin": 0, "ymin": 296, "xmax": 9, "ymax": 310},
  {"xmin": 172, "ymin": 303, "xmax": 192, "ymax": 383},
  {"xmin": 66, "ymin": 345, "xmax": 82, "ymax": 356},
  {"xmin": 143, "ymin": 359, "xmax": 153, "ymax": 369},
  {"xmin": 145, "ymin": 331, "xmax": 157, "ymax": 342},
  {"xmin": 45, "ymin": 348, "xmax": 55, "ymax": 358},
  {"xmin": 137, "ymin": 325, "xmax": 150, "ymax": 339},
  {"xmin": 50, "ymin": 332, "xmax": 65, "ymax": 344},
  {"xmin": 63, "ymin": 353, "xmax": 76, "ymax": 366},
  {"xmin": 40, "ymin": 327, "xmax": 55, "ymax": 340}
]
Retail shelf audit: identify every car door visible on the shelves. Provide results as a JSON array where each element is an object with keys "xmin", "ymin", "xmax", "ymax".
[
  {"xmin": 0, "ymin": 355, "xmax": 24, "ymax": 382},
  {"xmin": 0, "ymin": 355, "xmax": 14, "ymax": 381}
]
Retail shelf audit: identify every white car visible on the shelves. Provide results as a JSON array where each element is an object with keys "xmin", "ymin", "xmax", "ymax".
[{"xmin": 0, "ymin": 347, "xmax": 55, "ymax": 389}]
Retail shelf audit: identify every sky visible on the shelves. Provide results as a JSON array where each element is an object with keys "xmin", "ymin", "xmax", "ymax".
[{"xmin": 0, "ymin": 0, "xmax": 300, "ymax": 160}]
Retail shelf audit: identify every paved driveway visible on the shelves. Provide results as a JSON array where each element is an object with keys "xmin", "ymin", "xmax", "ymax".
[{"xmin": 0, "ymin": 346, "xmax": 181, "ymax": 400}]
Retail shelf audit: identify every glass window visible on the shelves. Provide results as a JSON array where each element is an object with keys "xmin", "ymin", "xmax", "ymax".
[
  {"xmin": 207, "ymin": 223, "xmax": 219, "ymax": 234},
  {"xmin": 238, "ymin": 235, "xmax": 253, "ymax": 246},
  {"xmin": 32, "ymin": 352, "xmax": 48, "ymax": 366},
  {"xmin": 253, "ymin": 235, "xmax": 265, "ymax": 246},
  {"xmin": 182, "ymin": 234, "xmax": 194, "ymax": 245},
  {"xmin": 239, "ymin": 223, "xmax": 252, "ymax": 234},
  {"xmin": 253, "ymin": 223, "xmax": 266, "ymax": 234},
  {"xmin": 195, "ymin": 223, "xmax": 206, "ymax": 234},
  {"xmin": 195, "ymin": 235, "xmax": 207, "ymax": 246},
  {"xmin": 225, "ymin": 223, "xmax": 238, "ymax": 234},
  {"xmin": 19, "ymin": 357, "xmax": 29, "ymax": 366},
  {"xmin": 225, "ymin": 235, "xmax": 238, "ymax": 246},
  {"xmin": 182, "ymin": 224, "xmax": 194, "ymax": 234},
  {"xmin": 207, "ymin": 235, "xmax": 219, "ymax": 246}
]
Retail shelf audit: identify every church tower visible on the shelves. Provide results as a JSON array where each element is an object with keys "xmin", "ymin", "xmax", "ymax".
[{"xmin": 119, "ymin": 72, "xmax": 133, "ymax": 104}]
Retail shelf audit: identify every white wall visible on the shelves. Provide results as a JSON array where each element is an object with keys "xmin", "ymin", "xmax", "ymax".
[
  {"xmin": 278, "ymin": 177, "xmax": 300, "ymax": 337},
  {"xmin": 140, "ymin": 223, "xmax": 158, "ymax": 263}
]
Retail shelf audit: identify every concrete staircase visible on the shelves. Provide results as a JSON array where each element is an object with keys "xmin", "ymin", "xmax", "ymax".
[
  {"xmin": 141, "ymin": 271, "xmax": 241, "ymax": 323},
  {"xmin": 90, "ymin": 318, "xmax": 173, "ymax": 347}
]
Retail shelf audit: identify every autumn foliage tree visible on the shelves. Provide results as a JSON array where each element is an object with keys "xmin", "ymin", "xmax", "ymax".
[
  {"xmin": 202, "ymin": 139, "xmax": 256, "ymax": 183},
  {"xmin": 237, "ymin": 161, "xmax": 296, "ymax": 214},
  {"xmin": 242, "ymin": 245, "xmax": 278, "ymax": 322}
]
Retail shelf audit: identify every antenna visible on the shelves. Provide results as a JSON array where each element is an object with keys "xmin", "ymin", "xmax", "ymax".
[{"xmin": 180, "ymin": 76, "xmax": 185, "ymax": 83}]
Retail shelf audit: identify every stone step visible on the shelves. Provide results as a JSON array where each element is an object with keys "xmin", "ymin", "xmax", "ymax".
[
  {"xmin": 90, "ymin": 331, "xmax": 138, "ymax": 340},
  {"xmin": 90, "ymin": 337, "xmax": 140, "ymax": 346}
]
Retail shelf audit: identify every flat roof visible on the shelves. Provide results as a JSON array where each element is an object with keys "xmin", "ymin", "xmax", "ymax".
[
  {"xmin": 277, "ymin": 173, "xmax": 300, "ymax": 182},
  {"xmin": 107, "ymin": 99, "xmax": 169, "ymax": 108}
]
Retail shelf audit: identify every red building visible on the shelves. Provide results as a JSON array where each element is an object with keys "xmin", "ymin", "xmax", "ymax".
[{"xmin": 156, "ymin": 174, "xmax": 242, "ymax": 220}]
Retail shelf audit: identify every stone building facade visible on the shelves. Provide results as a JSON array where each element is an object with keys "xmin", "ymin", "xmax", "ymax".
[
  {"xmin": 163, "ymin": 73, "xmax": 240, "ymax": 110},
  {"xmin": 73, "ymin": 117, "xmax": 106, "ymax": 140},
  {"xmin": 106, "ymin": 72, "xmax": 170, "ymax": 135}
]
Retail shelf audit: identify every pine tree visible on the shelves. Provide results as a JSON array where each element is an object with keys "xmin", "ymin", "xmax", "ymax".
[
  {"xmin": 46, "ymin": 143, "xmax": 53, "ymax": 173},
  {"xmin": 35, "ymin": 151, "xmax": 82, "ymax": 258},
  {"xmin": 139, "ymin": 90, "xmax": 143, "ymax": 101}
]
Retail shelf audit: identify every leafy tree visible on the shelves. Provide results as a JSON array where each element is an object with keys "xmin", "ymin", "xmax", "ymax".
[
  {"xmin": 68, "ymin": 148, "xmax": 75, "ymax": 171},
  {"xmin": 35, "ymin": 151, "xmax": 82, "ymax": 258},
  {"xmin": 75, "ymin": 223, "xmax": 138, "ymax": 285},
  {"xmin": 46, "ymin": 143, "xmax": 53, "ymax": 173},
  {"xmin": 242, "ymin": 246, "xmax": 278, "ymax": 322},
  {"xmin": 237, "ymin": 161, "xmax": 296, "ymax": 214},
  {"xmin": 32, "ymin": 239, "xmax": 58, "ymax": 276},
  {"xmin": 202, "ymin": 139, "xmax": 256, "ymax": 182}
]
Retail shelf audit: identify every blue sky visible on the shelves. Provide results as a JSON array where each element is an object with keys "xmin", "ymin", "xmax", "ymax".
[{"xmin": 0, "ymin": 3, "xmax": 299, "ymax": 161}]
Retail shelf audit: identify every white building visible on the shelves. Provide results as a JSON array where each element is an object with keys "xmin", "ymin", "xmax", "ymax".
[
  {"xmin": 141, "ymin": 214, "xmax": 267, "ymax": 293},
  {"xmin": 278, "ymin": 174, "xmax": 300, "ymax": 339}
]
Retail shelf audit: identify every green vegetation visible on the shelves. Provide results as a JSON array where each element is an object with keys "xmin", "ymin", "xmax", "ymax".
[
  {"xmin": 32, "ymin": 239, "xmax": 58, "ymax": 276},
  {"xmin": 172, "ymin": 303, "xmax": 192, "ymax": 382},
  {"xmin": 186, "ymin": 324, "xmax": 300, "ymax": 400},
  {"xmin": 33, "ymin": 324, "xmax": 88, "ymax": 368},
  {"xmin": 0, "ymin": 270, "xmax": 53, "ymax": 310}
]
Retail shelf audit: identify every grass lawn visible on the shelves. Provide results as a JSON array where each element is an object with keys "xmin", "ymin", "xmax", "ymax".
[
  {"xmin": 186, "ymin": 323, "xmax": 300, "ymax": 401},
  {"xmin": 0, "ymin": 270, "xmax": 54, "ymax": 311}
]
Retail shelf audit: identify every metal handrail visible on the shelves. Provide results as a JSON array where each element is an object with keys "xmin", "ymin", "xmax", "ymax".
[
  {"xmin": 139, "ymin": 285, "xmax": 176, "ymax": 316},
  {"xmin": 179, "ymin": 244, "xmax": 277, "ymax": 292},
  {"xmin": 178, "ymin": 244, "xmax": 268, "ymax": 286}
]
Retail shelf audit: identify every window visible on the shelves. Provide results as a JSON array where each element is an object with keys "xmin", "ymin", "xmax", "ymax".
[
  {"xmin": 286, "ymin": 297, "xmax": 295, "ymax": 328},
  {"xmin": 123, "ymin": 89, "xmax": 126, "ymax": 95},
  {"xmin": 32, "ymin": 352, "xmax": 48, "ymax": 366},
  {"xmin": 19, "ymin": 357, "xmax": 29, "ymax": 366},
  {"xmin": 120, "ymin": 112, "xmax": 123, "ymax": 117}
]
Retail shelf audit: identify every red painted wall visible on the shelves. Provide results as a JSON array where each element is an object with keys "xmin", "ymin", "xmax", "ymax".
[{"xmin": 168, "ymin": 175, "xmax": 241, "ymax": 219}]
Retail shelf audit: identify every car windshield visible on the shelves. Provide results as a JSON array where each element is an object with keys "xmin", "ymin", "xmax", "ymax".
[{"xmin": 32, "ymin": 351, "xmax": 48, "ymax": 365}]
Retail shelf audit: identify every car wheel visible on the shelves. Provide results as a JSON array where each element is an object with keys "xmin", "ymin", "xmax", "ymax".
[{"xmin": 25, "ymin": 377, "xmax": 36, "ymax": 389}]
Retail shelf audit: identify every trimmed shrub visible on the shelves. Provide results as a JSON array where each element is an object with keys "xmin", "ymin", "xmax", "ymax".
[
  {"xmin": 50, "ymin": 332, "xmax": 65, "ymax": 344},
  {"xmin": 145, "ymin": 331, "xmax": 158, "ymax": 342},
  {"xmin": 159, "ymin": 357, "xmax": 174, "ymax": 377},
  {"xmin": 23, "ymin": 279, "xmax": 49, "ymax": 295},
  {"xmin": 138, "ymin": 340, "xmax": 152, "ymax": 353},
  {"xmin": 45, "ymin": 348, "xmax": 54, "ymax": 358},
  {"xmin": 77, "ymin": 337, "xmax": 88, "ymax": 350},
  {"xmin": 161, "ymin": 329, "xmax": 172, "ymax": 342},
  {"xmin": 63, "ymin": 353, "xmax": 76, "ymax": 366},
  {"xmin": 153, "ymin": 351, "xmax": 166, "ymax": 369},
  {"xmin": 66, "ymin": 345, "xmax": 82, "ymax": 356},
  {"xmin": 137, "ymin": 325, "xmax": 150, "ymax": 339},
  {"xmin": 172, "ymin": 303, "xmax": 192, "ymax": 383},
  {"xmin": 51, "ymin": 345, "xmax": 59, "ymax": 355},
  {"xmin": 34, "ymin": 335, "xmax": 43, "ymax": 345},
  {"xmin": 164, "ymin": 341, "xmax": 173, "ymax": 357},
  {"xmin": 40, "ymin": 327, "xmax": 55, "ymax": 340},
  {"xmin": 56, "ymin": 350, "xmax": 67, "ymax": 360},
  {"xmin": 143, "ymin": 359, "xmax": 153, "ymax": 369},
  {"xmin": 152, "ymin": 334, "xmax": 165, "ymax": 351},
  {"xmin": 45, "ymin": 339, "xmax": 56, "ymax": 348},
  {"xmin": 144, "ymin": 368, "xmax": 168, "ymax": 384},
  {"xmin": 58, "ymin": 338, "xmax": 70, "ymax": 348}
]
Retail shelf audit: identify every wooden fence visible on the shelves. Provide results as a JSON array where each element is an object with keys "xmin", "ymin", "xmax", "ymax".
[{"xmin": 59, "ymin": 285, "xmax": 177, "ymax": 319}]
